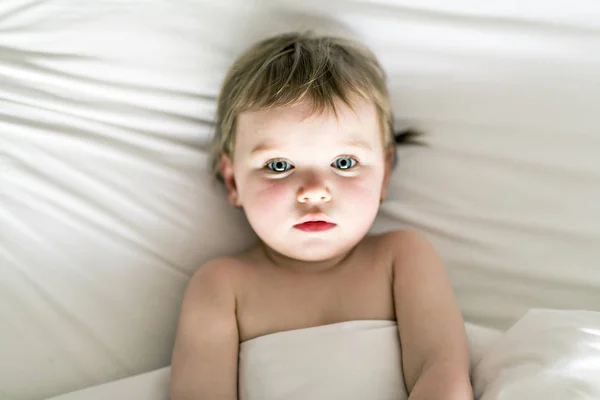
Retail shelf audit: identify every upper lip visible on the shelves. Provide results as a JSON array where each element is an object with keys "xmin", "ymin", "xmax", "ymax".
[{"xmin": 295, "ymin": 214, "xmax": 335, "ymax": 225}]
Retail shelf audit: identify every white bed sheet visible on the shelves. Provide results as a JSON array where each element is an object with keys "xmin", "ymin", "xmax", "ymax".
[
  {"xmin": 473, "ymin": 309, "xmax": 600, "ymax": 399},
  {"xmin": 45, "ymin": 321, "xmax": 502, "ymax": 400},
  {"xmin": 45, "ymin": 368, "xmax": 170, "ymax": 400},
  {"xmin": 46, "ymin": 312, "xmax": 600, "ymax": 400},
  {"xmin": 2, "ymin": 1, "xmax": 600, "ymax": 399}
]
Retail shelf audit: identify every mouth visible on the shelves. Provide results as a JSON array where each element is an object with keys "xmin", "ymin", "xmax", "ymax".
[{"xmin": 293, "ymin": 221, "xmax": 337, "ymax": 232}]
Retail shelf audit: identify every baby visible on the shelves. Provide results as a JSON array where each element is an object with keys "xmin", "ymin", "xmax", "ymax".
[{"xmin": 170, "ymin": 32, "xmax": 472, "ymax": 400}]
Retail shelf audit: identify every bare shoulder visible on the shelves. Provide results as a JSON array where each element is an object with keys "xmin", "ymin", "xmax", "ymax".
[
  {"xmin": 377, "ymin": 229, "xmax": 431, "ymax": 245},
  {"xmin": 377, "ymin": 229, "xmax": 445, "ymax": 286},
  {"xmin": 372, "ymin": 230, "xmax": 436, "ymax": 261},
  {"xmin": 185, "ymin": 256, "xmax": 246, "ymax": 297}
]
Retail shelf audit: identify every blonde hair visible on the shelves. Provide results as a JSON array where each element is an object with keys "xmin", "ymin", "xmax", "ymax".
[{"xmin": 210, "ymin": 31, "xmax": 396, "ymax": 180}]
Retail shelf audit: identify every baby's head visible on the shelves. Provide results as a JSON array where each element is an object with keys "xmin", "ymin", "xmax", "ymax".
[{"xmin": 211, "ymin": 32, "xmax": 396, "ymax": 262}]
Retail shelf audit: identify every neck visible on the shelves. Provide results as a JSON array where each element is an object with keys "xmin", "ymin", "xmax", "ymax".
[{"xmin": 258, "ymin": 241, "xmax": 357, "ymax": 273}]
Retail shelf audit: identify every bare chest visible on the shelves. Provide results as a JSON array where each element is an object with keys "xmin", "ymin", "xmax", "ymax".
[{"xmin": 236, "ymin": 258, "xmax": 395, "ymax": 342}]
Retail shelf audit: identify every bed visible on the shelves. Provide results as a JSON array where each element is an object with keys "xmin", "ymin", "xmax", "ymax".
[{"xmin": 2, "ymin": 1, "xmax": 600, "ymax": 399}]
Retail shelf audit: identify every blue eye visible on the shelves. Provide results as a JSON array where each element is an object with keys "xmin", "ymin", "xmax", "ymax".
[
  {"xmin": 266, "ymin": 159, "xmax": 293, "ymax": 173},
  {"xmin": 332, "ymin": 156, "xmax": 358, "ymax": 170}
]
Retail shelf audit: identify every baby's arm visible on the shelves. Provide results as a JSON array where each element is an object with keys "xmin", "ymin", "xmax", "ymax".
[
  {"xmin": 391, "ymin": 231, "xmax": 473, "ymax": 400},
  {"xmin": 170, "ymin": 259, "xmax": 239, "ymax": 400}
]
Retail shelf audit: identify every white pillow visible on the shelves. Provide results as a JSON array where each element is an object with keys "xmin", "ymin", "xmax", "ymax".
[
  {"xmin": 3, "ymin": 1, "xmax": 600, "ymax": 398},
  {"xmin": 473, "ymin": 309, "xmax": 600, "ymax": 400}
]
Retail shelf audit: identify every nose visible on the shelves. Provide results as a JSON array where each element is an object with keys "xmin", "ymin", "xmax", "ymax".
[{"xmin": 297, "ymin": 174, "xmax": 332, "ymax": 204}]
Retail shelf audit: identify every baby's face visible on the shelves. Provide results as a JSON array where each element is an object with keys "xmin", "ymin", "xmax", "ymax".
[{"xmin": 221, "ymin": 98, "xmax": 392, "ymax": 262}]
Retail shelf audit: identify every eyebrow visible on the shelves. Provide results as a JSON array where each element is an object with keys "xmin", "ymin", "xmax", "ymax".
[
  {"xmin": 341, "ymin": 138, "xmax": 373, "ymax": 151},
  {"xmin": 250, "ymin": 138, "xmax": 373, "ymax": 154},
  {"xmin": 250, "ymin": 142, "xmax": 278, "ymax": 154}
]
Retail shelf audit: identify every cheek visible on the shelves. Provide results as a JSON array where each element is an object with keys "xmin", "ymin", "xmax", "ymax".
[
  {"xmin": 243, "ymin": 178, "xmax": 289, "ymax": 213},
  {"xmin": 242, "ymin": 180, "xmax": 291, "ymax": 239},
  {"xmin": 336, "ymin": 173, "xmax": 383, "ymax": 204}
]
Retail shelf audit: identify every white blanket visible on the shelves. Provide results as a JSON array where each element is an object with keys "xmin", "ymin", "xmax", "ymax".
[
  {"xmin": 239, "ymin": 320, "xmax": 407, "ymax": 400},
  {"xmin": 48, "ymin": 311, "xmax": 600, "ymax": 400},
  {"xmin": 49, "ymin": 320, "xmax": 501, "ymax": 400},
  {"xmin": 473, "ymin": 309, "xmax": 600, "ymax": 400}
]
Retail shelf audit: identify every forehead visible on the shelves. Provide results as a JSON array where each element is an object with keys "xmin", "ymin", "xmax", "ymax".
[{"xmin": 235, "ymin": 98, "xmax": 380, "ymax": 151}]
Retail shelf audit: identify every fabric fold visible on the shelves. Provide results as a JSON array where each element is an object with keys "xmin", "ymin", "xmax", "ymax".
[{"xmin": 239, "ymin": 320, "xmax": 408, "ymax": 400}]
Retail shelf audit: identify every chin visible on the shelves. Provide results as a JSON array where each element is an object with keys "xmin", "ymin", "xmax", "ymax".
[
  {"xmin": 280, "ymin": 236, "xmax": 361, "ymax": 262},
  {"xmin": 291, "ymin": 248, "xmax": 341, "ymax": 262}
]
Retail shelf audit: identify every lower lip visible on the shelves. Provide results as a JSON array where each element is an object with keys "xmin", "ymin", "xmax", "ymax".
[{"xmin": 294, "ymin": 221, "xmax": 337, "ymax": 232}]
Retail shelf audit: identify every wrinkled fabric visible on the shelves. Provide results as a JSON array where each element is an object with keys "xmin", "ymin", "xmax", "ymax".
[
  {"xmin": 474, "ymin": 309, "xmax": 600, "ymax": 399},
  {"xmin": 2, "ymin": 1, "xmax": 600, "ymax": 398}
]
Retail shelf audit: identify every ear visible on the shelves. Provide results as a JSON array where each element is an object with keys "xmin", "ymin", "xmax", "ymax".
[
  {"xmin": 219, "ymin": 153, "xmax": 242, "ymax": 207},
  {"xmin": 380, "ymin": 149, "xmax": 394, "ymax": 201}
]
